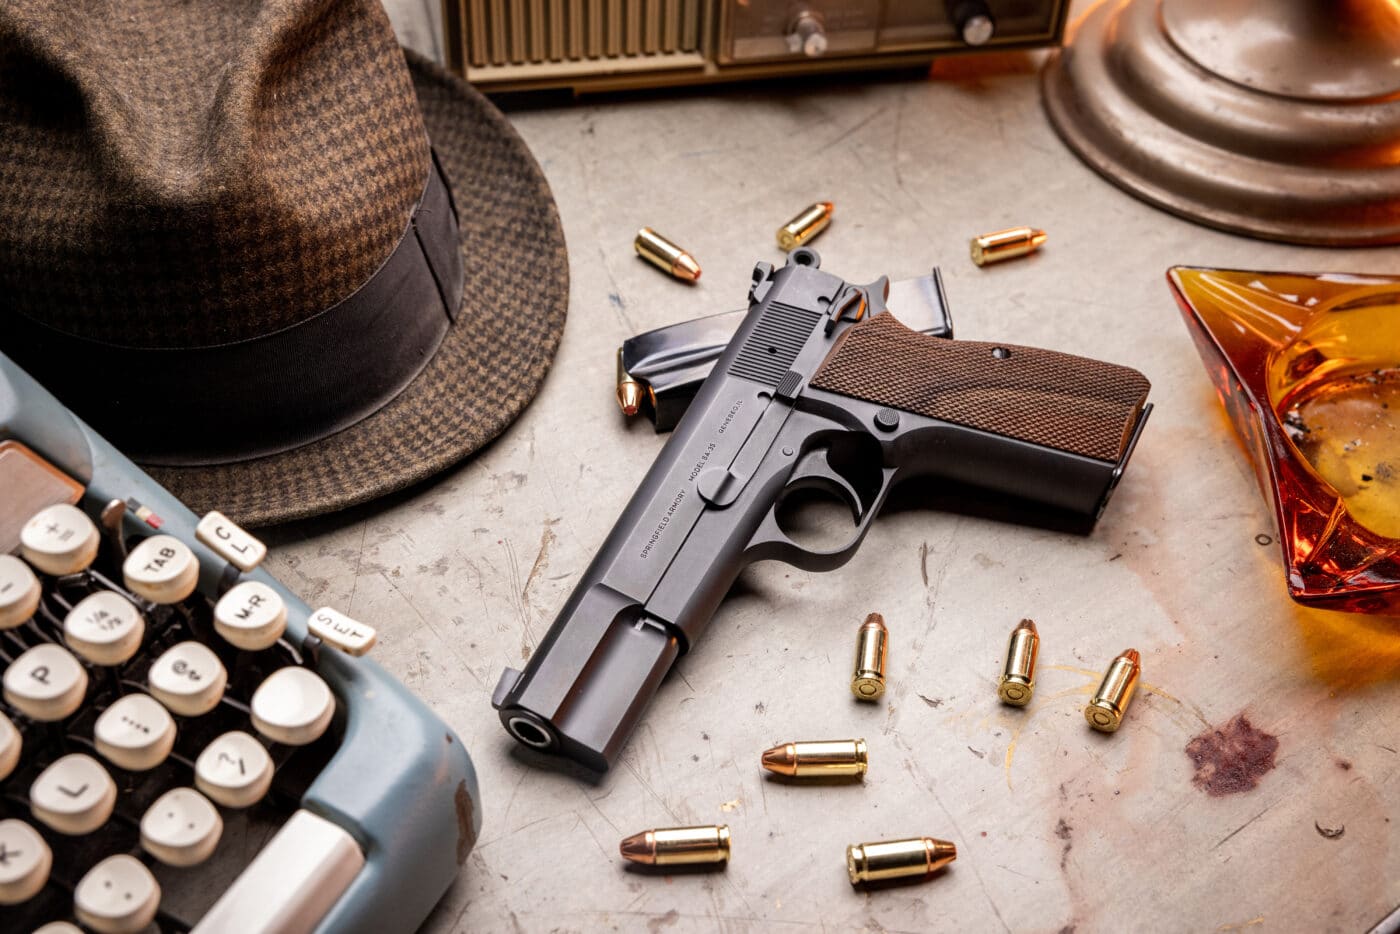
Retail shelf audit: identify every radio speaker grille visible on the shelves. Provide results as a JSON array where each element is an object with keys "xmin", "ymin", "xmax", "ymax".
[{"xmin": 454, "ymin": 0, "xmax": 705, "ymax": 70}]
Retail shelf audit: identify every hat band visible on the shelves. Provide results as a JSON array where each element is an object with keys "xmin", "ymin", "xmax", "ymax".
[{"xmin": 6, "ymin": 149, "xmax": 464, "ymax": 467}]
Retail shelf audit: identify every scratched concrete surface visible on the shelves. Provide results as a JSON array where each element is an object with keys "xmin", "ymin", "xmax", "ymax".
[{"xmin": 262, "ymin": 18, "xmax": 1400, "ymax": 934}]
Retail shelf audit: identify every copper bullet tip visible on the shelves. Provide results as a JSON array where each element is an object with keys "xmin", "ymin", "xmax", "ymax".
[
  {"xmin": 1122, "ymin": 648, "xmax": 1141, "ymax": 665},
  {"xmin": 861, "ymin": 613, "xmax": 887, "ymax": 631},
  {"xmin": 760, "ymin": 742, "xmax": 797, "ymax": 777},
  {"xmin": 928, "ymin": 838, "xmax": 957, "ymax": 866},
  {"xmin": 617, "ymin": 381, "xmax": 642, "ymax": 416},
  {"xmin": 1016, "ymin": 618, "xmax": 1037, "ymax": 633},
  {"xmin": 1029, "ymin": 228, "xmax": 1048, "ymax": 248},
  {"xmin": 672, "ymin": 254, "xmax": 701, "ymax": 282},
  {"xmin": 619, "ymin": 830, "xmax": 655, "ymax": 865}
]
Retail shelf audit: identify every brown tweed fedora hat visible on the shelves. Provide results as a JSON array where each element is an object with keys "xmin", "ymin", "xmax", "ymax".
[{"xmin": 0, "ymin": 0, "xmax": 567, "ymax": 526}]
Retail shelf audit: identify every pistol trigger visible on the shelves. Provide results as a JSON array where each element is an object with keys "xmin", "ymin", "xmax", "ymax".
[{"xmin": 785, "ymin": 449, "xmax": 863, "ymax": 523}]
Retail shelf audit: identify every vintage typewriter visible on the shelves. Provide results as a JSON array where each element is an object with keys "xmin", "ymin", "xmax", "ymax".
[{"xmin": 0, "ymin": 354, "xmax": 479, "ymax": 933}]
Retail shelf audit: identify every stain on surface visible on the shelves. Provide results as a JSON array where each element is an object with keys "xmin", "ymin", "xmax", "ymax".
[
  {"xmin": 1336, "ymin": 758, "xmax": 1353, "ymax": 771},
  {"xmin": 647, "ymin": 909, "xmax": 679, "ymax": 931},
  {"xmin": 918, "ymin": 693, "xmax": 943, "ymax": 708},
  {"xmin": 417, "ymin": 554, "xmax": 452, "ymax": 577},
  {"xmin": 1055, "ymin": 817, "xmax": 1072, "ymax": 869},
  {"xmin": 521, "ymin": 524, "xmax": 558, "ymax": 603},
  {"xmin": 1314, "ymin": 821, "xmax": 1345, "ymax": 839},
  {"xmin": 1185, "ymin": 714, "xmax": 1279, "ymax": 796}
]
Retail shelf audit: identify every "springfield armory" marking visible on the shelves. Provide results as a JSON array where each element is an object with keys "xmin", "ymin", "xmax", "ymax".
[{"xmin": 639, "ymin": 489, "xmax": 688, "ymax": 559}]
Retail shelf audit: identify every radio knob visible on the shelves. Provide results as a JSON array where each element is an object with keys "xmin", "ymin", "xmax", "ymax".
[
  {"xmin": 950, "ymin": 0, "xmax": 996, "ymax": 46},
  {"xmin": 786, "ymin": 11, "xmax": 828, "ymax": 57}
]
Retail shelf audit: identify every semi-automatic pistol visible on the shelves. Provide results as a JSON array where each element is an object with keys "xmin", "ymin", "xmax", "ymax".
[{"xmin": 493, "ymin": 250, "xmax": 1152, "ymax": 771}]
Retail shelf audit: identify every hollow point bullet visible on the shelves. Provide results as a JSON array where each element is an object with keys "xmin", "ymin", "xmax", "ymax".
[
  {"xmin": 619, "ymin": 824, "xmax": 730, "ymax": 867},
  {"xmin": 846, "ymin": 836, "xmax": 957, "ymax": 885},
  {"xmin": 761, "ymin": 738, "xmax": 867, "ymax": 779},
  {"xmin": 1085, "ymin": 648, "xmax": 1141, "ymax": 732},
  {"xmin": 776, "ymin": 201, "xmax": 834, "ymax": 251},
  {"xmin": 970, "ymin": 226, "xmax": 1047, "ymax": 266},
  {"xmin": 635, "ymin": 227, "xmax": 701, "ymax": 282},
  {"xmin": 997, "ymin": 618, "xmax": 1039, "ymax": 706},
  {"xmin": 851, "ymin": 612, "xmax": 888, "ymax": 701},
  {"xmin": 616, "ymin": 349, "xmax": 644, "ymax": 416}
]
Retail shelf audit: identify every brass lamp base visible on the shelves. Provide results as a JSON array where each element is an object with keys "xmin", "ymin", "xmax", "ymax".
[{"xmin": 1041, "ymin": 0, "xmax": 1400, "ymax": 246}]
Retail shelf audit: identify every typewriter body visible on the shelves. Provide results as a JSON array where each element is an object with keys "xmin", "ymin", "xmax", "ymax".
[{"xmin": 0, "ymin": 354, "xmax": 479, "ymax": 933}]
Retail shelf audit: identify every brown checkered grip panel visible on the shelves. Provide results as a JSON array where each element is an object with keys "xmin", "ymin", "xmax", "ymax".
[{"xmin": 811, "ymin": 314, "xmax": 1151, "ymax": 462}]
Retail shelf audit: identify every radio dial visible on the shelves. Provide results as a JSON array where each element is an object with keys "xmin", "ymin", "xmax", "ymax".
[
  {"xmin": 950, "ymin": 0, "xmax": 996, "ymax": 46},
  {"xmin": 786, "ymin": 11, "xmax": 829, "ymax": 57}
]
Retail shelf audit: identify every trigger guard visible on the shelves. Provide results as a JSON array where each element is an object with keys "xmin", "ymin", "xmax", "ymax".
[
  {"xmin": 743, "ymin": 463, "xmax": 895, "ymax": 574},
  {"xmin": 782, "ymin": 449, "xmax": 864, "ymax": 523},
  {"xmin": 743, "ymin": 505, "xmax": 866, "ymax": 574}
]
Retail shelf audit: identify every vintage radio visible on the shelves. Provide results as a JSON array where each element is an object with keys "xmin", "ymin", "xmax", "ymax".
[{"xmin": 443, "ymin": 0, "xmax": 1068, "ymax": 92}]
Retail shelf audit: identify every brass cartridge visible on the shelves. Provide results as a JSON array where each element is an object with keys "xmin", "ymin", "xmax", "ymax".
[
  {"xmin": 997, "ymin": 618, "xmax": 1039, "ymax": 706},
  {"xmin": 634, "ymin": 228, "xmax": 701, "ymax": 282},
  {"xmin": 1084, "ymin": 648, "xmax": 1141, "ymax": 732},
  {"xmin": 846, "ymin": 836, "xmax": 957, "ymax": 885},
  {"xmin": 970, "ymin": 226, "xmax": 1047, "ymax": 266},
  {"xmin": 777, "ymin": 201, "xmax": 834, "ymax": 251},
  {"xmin": 761, "ymin": 739, "xmax": 867, "ymax": 779},
  {"xmin": 851, "ymin": 612, "xmax": 888, "ymax": 700},
  {"xmin": 619, "ymin": 824, "xmax": 730, "ymax": 866}
]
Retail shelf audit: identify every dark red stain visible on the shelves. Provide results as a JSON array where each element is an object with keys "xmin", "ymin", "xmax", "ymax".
[
  {"xmin": 1336, "ymin": 759, "xmax": 1353, "ymax": 771},
  {"xmin": 1185, "ymin": 714, "xmax": 1279, "ymax": 796}
]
